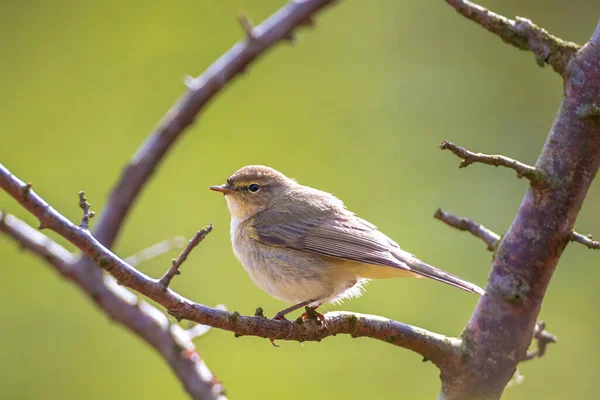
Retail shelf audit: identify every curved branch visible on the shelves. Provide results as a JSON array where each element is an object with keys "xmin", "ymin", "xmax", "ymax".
[
  {"xmin": 0, "ymin": 165, "xmax": 460, "ymax": 367},
  {"xmin": 93, "ymin": 0, "xmax": 339, "ymax": 248},
  {"xmin": 446, "ymin": 0, "xmax": 580, "ymax": 76},
  {"xmin": 0, "ymin": 211, "xmax": 225, "ymax": 400},
  {"xmin": 1, "ymin": 2, "xmax": 343, "ymax": 397}
]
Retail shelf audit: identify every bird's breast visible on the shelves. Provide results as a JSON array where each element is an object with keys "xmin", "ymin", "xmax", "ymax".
[{"xmin": 229, "ymin": 220, "xmax": 353, "ymax": 303}]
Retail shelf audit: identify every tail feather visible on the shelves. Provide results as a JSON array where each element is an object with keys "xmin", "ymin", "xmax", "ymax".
[{"xmin": 392, "ymin": 248, "xmax": 486, "ymax": 296}]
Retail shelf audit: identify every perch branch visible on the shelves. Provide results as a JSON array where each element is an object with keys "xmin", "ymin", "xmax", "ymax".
[
  {"xmin": 159, "ymin": 226, "xmax": 213, "ymax": 289},
  {"xmin": 0, "ymin": 210, "xmax": 225, "ymax": 400},
  {"xmin": 92, "ymin": 0, "xmax": 339, "ymax": 249},
  {"xmin": 569, "ymin": 231, "xmax": 600, "ymax": 250},
  {"xmin": 522, "ymin": 321, "xmax": 557, "ymax": 361},
  {"xmin": 0, "ymin": 164, "xmax": 461, "ymax": 367},
  {"xmin": 446, "ymin": 0, "xmax": 579, "ymax": 76},
  {"xmin": 434, "ymin": 208, "xmax": 501, "ymax": 251},
  {"xmin": 187, "ymin": 305, "xmax": 228, "ymax": 340},
  {"xmin": 440, "ymin": 140, "xmax": 548, "ymax": 188}
]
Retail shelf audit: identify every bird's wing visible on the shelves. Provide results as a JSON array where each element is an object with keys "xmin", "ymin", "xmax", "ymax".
[
  {"xmin": 251, "ymin": 210, "xmax": 412, "ymax": 271},
  {"xmin": 252, "ymin": 209, "xmax": 485, "ymax": 295}
]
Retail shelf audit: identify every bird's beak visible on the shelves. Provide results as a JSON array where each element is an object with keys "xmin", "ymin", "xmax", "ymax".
[{"xmin": 209, "ymin": 184, "xmax": 234, "ymax": 194}]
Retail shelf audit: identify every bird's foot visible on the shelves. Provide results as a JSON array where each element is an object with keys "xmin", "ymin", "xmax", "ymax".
[{"xmin": 301, "ymin": 306, "xmax": 327, "ymax": 327}]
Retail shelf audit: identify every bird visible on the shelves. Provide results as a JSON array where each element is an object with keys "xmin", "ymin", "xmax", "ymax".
[{"xmin": 210, "ymin": 165, "xmax": 484, "ymax": 321}]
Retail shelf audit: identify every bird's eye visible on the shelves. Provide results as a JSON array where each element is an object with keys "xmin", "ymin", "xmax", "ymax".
[{"xmin": 248, "ymin": 183, "xmax": 259, "ymax": 193}]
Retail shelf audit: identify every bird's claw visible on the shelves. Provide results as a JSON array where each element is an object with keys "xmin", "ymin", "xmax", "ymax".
[{"xmin": 301, "ymin": 307, "xmax": 327, "ymax": 327}]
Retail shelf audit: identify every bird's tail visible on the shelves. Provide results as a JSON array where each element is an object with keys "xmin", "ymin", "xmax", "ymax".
[{"xmin": 393, "ymin": 248, "xmax": 486, "ymax": 296}]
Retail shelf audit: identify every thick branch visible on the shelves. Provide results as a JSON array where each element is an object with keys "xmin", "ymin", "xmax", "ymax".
[
  {"xmin": 446, "ymin": 0, "xmax": 580, "ymax": 76},
  {"xmin": 0, "ymin": 210, "xmax": 224, "ymax": 400},
  {"xmin": 159, "ymin": 226, "xmax": 213, "ymax": 288},
  {"xmin": 569, "ymin": 231, "xmax": 600, "ymax": 250},
  {"xmin": 440, "ymin": 6, "xmax": 600, "ymax": 400},
  {"xmin": 93, "ymin": 0, "xmax": 339, "ymax": 248},
  {"xmin": 0, "ymin": 165, "xmax": 460, "ymax": 367},
  {"xmin": 440, "ymin": 140, "xmax": 548, "ymax": 188},
  {"xmin": 434, "ymin": 208, "xmax": 501, "ymax": 251}
]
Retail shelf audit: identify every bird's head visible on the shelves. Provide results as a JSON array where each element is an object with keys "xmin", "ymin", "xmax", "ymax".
[{"xmin": 210, "ymin": 165, "xmax": 295, "ymax": 221}]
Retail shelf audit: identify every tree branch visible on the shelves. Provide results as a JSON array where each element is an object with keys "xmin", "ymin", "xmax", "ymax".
[
  {"xmin": 0, "ymin": 164, "xmax": 461, "ymax": 368},
  {"xmin": 568, "ymin": 231, "xmax": 600, "ymax": 250},
  {"xmin": 439, "ymin": 4, "xmax": 600, "ymax": 399},
  {"xmin": 159, "ymin": 226, "xmax": 213, "ymax": 289},
  {"xmin": 440, "ymin": 140, "xmax": 548, "ymax": 188},
  {"xmin": 445, "ymin": 0, "xmax": 580, "ymax": 76},
  {"xmin": 434, "ymin": 208, "xmax": 501, "ymax": 251},
  {"xmin": 92, "ymin": 0, "xmax": 339, "ymax": 249},
  {"xmin": 2, "ymin": 2, "xmax": 343, "ymax": 397},
  {"xmin": 0, "ymin": 210, "xmax": 225, "ymax": 400}
]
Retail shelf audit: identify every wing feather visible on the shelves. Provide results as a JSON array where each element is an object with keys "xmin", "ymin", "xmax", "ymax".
[
  {"xmin": 251, "ymin": 208, "xmax": 485, "ymax": 295},
  {"xmin": 253, "ymin": 211, "xmax": 411, "ymax": 271}
]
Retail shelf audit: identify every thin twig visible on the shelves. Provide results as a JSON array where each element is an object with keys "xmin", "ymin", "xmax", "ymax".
[
  {"xmin": 434, "ymin": 208, "xmax": 501, "ymax": 251},
  {"xmin": 238, "ymin": 12, "xmax": 256, "ymax": 40},
  {"xmin": 78, "ymin": 191, "xmax": 95, "ymax": 230},
  {"xmin": 522, "ymin": 321, "xmax": 557, "ymax": 361},
  {"xmin": 0, "ymin": 165, "xmax": 461, "ymax": 367},
  {"xmin": 569, "ymin": 231, "xmax": 600, "ymax": 250},
  {"xmin": 445, "ymin": 0, "xmax": 580, "ymax": 76},
  {"xmin": 440, "ymin": 140, "xmax": 548, "ymax": 188},
  {"xmin": 0, "ymin": 210, "xmax": 225, "ymax": 400},
  {"xmin": 92, "ymin": 0, "xmax": 339, "ymax": 249},
  {"xmin": 159, "ymin": 225, "xmax": 213, "ymax": 289},
  {"xmin": 125, "ymin": 236, "xmax": 187, "ymax": 267}
]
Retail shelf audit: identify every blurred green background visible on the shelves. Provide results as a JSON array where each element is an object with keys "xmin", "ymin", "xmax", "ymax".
[{"xmin": 1, "ymin": 0, "xmax": 599, "ymax": 399}]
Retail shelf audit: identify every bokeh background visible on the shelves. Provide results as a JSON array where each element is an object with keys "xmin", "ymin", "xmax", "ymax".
[{"xmin": 1, "ymin": 0, "xmax": 599, "ymax": 399}]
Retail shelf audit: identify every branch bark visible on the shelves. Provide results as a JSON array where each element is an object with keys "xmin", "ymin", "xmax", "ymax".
[
  {"xmin": 0, "ymin": 164, "xmax": 460, "ymax": 368},
  {"xmin": 440, "ymin": 140, "xmax": 548, "ymax": 188},
  {"xmin": 438, "ymin": 6, "xmax": 600, "ymax": 399},
  {"xmin": 0, "ymin": 211, "xmax": 225, "ymax": 400},
  {"xmin": 446, "ymin": 0, "xmax": 580, "ymax": 76}
]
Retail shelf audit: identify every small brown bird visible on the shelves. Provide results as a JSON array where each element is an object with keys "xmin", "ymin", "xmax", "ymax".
[{"xmin": 210, "ymin": 165, "xmax": 484, "ymax": 320}]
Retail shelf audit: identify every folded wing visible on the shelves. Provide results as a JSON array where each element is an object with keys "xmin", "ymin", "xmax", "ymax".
[{"xmin": 252, "ymin": 210, "xmax": 485, "ymax": 295}]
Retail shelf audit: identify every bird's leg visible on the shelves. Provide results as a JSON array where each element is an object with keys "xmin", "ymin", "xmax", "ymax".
[{"xmin": 273, "ymin": 297, "xmax": 321, "ymax": 321}]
